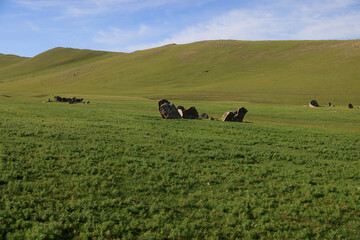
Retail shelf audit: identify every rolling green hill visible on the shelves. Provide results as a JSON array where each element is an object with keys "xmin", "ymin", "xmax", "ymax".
[
  {"xmin": 0, "ymin": 53, "xmax": 27, "ymax": 69},
  {"xmin": 0, "ymin": 40, "xmax": 359, "ymax": 104}
]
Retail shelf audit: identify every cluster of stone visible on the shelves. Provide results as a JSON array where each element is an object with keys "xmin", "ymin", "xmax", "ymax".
[
  {"xmin": 158, "ymin": 99, "xmax": 213, "ymax": 120},
  {"xmin": 310, "ymin": 100, "xmax": 355, "ymax": 109},
  {"xmin": 158, "ymin": 99, "xmax": 248, "ymax": 122}
]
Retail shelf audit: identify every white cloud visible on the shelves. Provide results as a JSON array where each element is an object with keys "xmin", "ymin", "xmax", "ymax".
[
  {"xmin": 138, "ymin": 24, "xmax": 148, "ymax": 35},
  {"xmin": 93, "ymin": 25, "xmax": 150, "ymax": 47},
  {"xmin": 17, "ymin": 0, "xmax": 200, "ymax": 17},
  {"xmin": 294, "ymin": 14, "xmax": 360, "ymax": 40},
  {"xmin": 16, "ymin": 0, "xmax": 65, "ymax": 10},
  {"xmin": 126, "ymin": 0, "xmax": 360, "ymax": 51},
  {"xmin": 27, "ymin": 22, "xmax": 41, "ymax": 32}
]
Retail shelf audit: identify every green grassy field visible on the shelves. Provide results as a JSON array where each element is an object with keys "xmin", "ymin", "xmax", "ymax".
[
  {"xmin": 0, "ymin": 96, "xmax": 359, "ymax": 239},
  {"xmin": 0, "ymin": 40, "xmax": 360, "ymax": 239}
]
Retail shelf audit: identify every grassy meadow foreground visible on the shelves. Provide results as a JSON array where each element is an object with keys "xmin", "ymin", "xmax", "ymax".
[{"xmin": 1, "ymin": 96, "xmax": 359, "ymax": 239}]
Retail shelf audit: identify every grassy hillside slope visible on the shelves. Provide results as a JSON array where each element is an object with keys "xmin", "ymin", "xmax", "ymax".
[
  {"xmin": 0, "ymin": 40, "xmax": 359, "ymax": 104},
  {"xmin": 0, "ymin": 48, "xmax": 118, "ymax": 84},
  {"xmin": 0, "ymin": 54, "xmax": 27, "ymax": 70}
]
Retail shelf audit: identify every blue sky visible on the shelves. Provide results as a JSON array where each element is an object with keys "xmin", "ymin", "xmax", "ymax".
[{"xmin": 1, "ymin": 0, "xmax": 359, "ymax": 57}]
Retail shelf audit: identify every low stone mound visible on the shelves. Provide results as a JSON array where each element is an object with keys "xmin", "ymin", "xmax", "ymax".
[
  {"xmin": 53, "ymin": 96, "xmax": 85, "ymax": 104},
  {"xmin": 222, "ymin": 107, "xmax": 248, "ymax": 122},
  {"xmin": 309, "ymin": 100, "xmax": 319, "ymax": 107}
]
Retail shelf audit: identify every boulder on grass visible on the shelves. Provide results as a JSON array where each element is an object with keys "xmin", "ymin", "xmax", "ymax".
[
  {"xmin": 222, "ymin": 111, "xmax": 236, "ymax": 122},
  {"xmin": 309, "ymin": 100, "xmax": 319, "ymax": 108},
  {"xmin": 232, "ymin": 107, "xmax": 248, "ymax": 122},
  {"xmin": 158, "ymin": 99, "xmax": 170, "ymax": 119},
  {"xmin": 183, "ymin": 107, "xmax": 199, "ymax": 119},
  {"xmin": 159, "ymin": 102, "xmax": 181, "ymax": 119},
  {"xmin": 158, "ymin": 99, "xmax": 170, "ymax": 108},
  {"xmin": 222, "ymin": 107, "xmax": 248, "ymax": 122}
]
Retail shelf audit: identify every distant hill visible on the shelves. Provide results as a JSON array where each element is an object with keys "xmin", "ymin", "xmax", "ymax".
[
  {"xmin": 0, "ymin": 40, "xmax": 359, "ymax": 104},
  {"xmin": 0, "ymin": 53, "xmax": 27, "ymax": 69}
]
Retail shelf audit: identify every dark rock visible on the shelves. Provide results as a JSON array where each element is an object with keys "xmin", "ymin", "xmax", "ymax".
[
  {"xmin": 183, "ymin": 107, "xmax": 199, "ymax": 119},
  {"xmin": 54, "ymin": 96, "xmax": 62, "ymax": 102},
  {"xmin": 53, "ymin": 96, "xmax": 85, "ymax": 103},
  {"xmin": 222, "ymin": 111, "xmax": 235, "ymax": 121},
  {"xmin": 309, "ymin": 100, "xmax": 319, "ymax": 107},
  {"xmin": 222, "ymin": 107, "xmax": 248, "ymax": 122},
  {"xmin": 232, "ymin": 107, "xmax": 248, "ymax": 122},
  {"xmin": 159, "ymin": 103, "xmax": 181, "ymax": 119},
  {"xmin": 158, "ymin": 99, "xmax": 171, "ymax": 118},
  {"xmin": 349, "ymin": 103, "xmax": 353, "ymax": 109},
  {"xmin": 158, "ymin": 99, "xmax": 170, "ymax": 108}
]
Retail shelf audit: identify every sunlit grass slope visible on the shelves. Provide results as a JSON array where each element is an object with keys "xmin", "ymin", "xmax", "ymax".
[
  {"xmin": 0, "ymin": 47, "xmax": 118, "ymax": 84},
  {"xmin": 0, "ymin": 40, "xmax": 359, "ymax": 104},
  {"xmin": 0, "ymin": 54, "xmax": 27, "ymax": 70}
]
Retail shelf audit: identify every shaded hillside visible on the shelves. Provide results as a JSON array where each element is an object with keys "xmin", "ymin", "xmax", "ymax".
[{"xmin": 0, "ymin": 40, "xmax": 359, "ymax": 104}]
